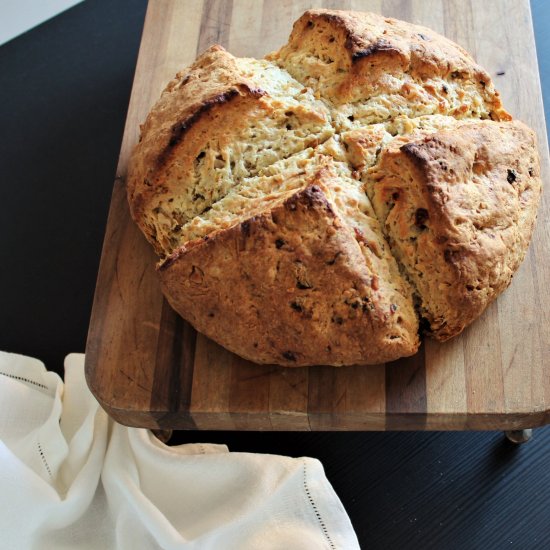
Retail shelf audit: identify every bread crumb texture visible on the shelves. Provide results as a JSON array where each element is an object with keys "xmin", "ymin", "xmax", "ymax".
[{"xmin": 127, "ymin": 10, "xmax": 541, "ymax": 366}]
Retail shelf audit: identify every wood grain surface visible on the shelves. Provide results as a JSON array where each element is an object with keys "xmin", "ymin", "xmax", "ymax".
[{"xmin": 85, "ymin": 0, "xmax": 550, "ymax": 431}]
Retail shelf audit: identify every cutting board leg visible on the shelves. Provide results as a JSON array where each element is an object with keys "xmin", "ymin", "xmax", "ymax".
[
  {"xmin": 152, "ymin": 429, "xmax": 173, "ymax": 444},
  {"xmin": 504, "ymin": 429, "xmax": 533, "ymax": 444}
]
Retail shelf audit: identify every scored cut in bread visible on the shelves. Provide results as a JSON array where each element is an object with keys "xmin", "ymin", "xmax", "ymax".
[{"xmin": 127, "ymin": 9, "xmax": 542, "ymax": 366}]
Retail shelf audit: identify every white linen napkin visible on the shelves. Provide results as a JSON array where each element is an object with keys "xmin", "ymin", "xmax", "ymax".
[{"xmin": 0, "ymin": 351, "xmax": 359, "ymax": 549}]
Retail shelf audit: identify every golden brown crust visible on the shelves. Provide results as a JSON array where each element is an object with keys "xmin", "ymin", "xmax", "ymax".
[
  {"xmin": 369, "ymin": 119, "xmax": 541, "ymax": 340},
  {"xmin": 284, "ymin": 9, "xmax": 481, "ymax": 77},
  {"xmin": 127, "ymin": 46, "xmax": 263, "ymax": 251},
  {"xmin": 128, "ymin": 45, "xmax": 260, "ymax": 197},
  {"xmin": 159, "ymin": 168, "xmax": 419, "ymax": 366}
]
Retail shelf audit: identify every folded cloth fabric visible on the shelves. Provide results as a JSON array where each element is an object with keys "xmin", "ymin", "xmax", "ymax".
[{"xmin": 0, "ymin": 352, "xmax": 359, "ymax": 550}]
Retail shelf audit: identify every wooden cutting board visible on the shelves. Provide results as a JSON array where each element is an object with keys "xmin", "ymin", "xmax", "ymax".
[{"xmin": 85, "ymin": 0, "xmax": 550, "ymax": 431}]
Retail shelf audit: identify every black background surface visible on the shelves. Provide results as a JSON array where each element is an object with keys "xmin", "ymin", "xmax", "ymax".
[{"xmin": 1, "ymin": 1, "xmax": 549, "ymax": 548}]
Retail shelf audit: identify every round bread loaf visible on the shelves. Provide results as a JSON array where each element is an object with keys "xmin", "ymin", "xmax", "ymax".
[{"xmin": 127, "ymin": 9, "xmax": 541, "ymax": 366}]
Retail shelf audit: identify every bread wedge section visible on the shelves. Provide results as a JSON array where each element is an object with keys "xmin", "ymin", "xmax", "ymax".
[
  {"xmin": 158, "ymin": 162, "xmax": 419, "ymax": 366},
  {"xmin": 127, "ymin": 45, "xmax": 333, "ymax": 256},
  {"xmin": 268, "ymin": 9, "xmax": 510, "ymax": 130},
  {"xmin": 367, "ymin": 119, "xmax": 541, "ymax": 340}
]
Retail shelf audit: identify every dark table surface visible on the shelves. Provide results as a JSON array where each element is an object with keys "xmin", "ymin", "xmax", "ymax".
[{"xmin": 1, "ymin": 1, "xmax": 549, "ymax": 548}]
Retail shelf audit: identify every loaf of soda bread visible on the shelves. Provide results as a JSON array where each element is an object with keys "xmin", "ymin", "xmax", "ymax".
[{"xmin": 127, "ymin": 9, "xmax": 541, "ymax": 366}]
